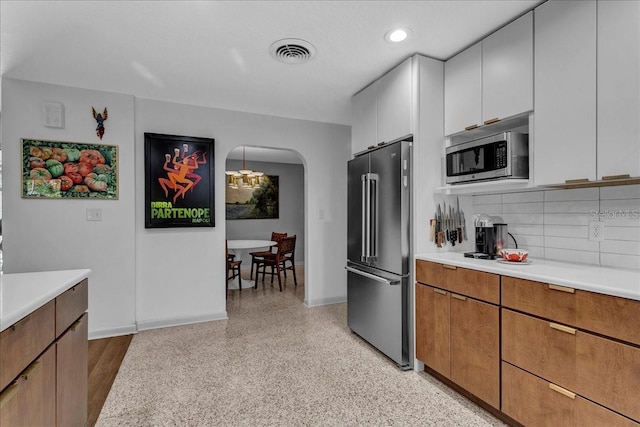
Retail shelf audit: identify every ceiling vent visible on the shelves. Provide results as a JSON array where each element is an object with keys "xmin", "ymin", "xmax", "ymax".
[{"xmin": 270, "ymin": 38, "xmax": 316, "ymax": 64}]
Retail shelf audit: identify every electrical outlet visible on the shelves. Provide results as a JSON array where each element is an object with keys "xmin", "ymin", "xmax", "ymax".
[
  {"xmin": 588, "ymin": 220, "xmax": 604, "ymax": 242},
  {"xmin": 86, "ymin": 208, "xmax": 102, "ymax": 221}
]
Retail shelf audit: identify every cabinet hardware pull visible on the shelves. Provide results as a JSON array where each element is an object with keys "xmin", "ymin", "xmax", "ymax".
[
  {"xmin": 434, "ymin": 289, "xmax": 447, "ymax": 295},
  {"xmin": 21, "ymin": 360, "xmax": 41, "ymax": 381},
  {"xmin": 549, "ymin": 383, "xmax": 576, "ymax": 399},
  {"xmin": 548, "ymin": 284, "xmax": 575, "ymax": 294},
  {"xmin": 565, "ymin": 178, "xmax": 590, "ymax": 184},
  {"xmin": 442, "ymin": 264, "xmax": 457, "ymax": 270},
  {"xmin": 0, "ymin": 383, "xmax": 19, "ymax": 408},
  {"xmin": 70, "ymin": 318, "xmax": 83, "ymax": 332},
  {"xmin": 451, "ymin": 294, "xmax": 467, "ymax": 301},
  {"xmin": 550, "ymin": 323, "xmax": 576, "ymax": 335},
  {"xmin": 377, "ymin": 141, "xmax": 386, "ymax": 146},
  {"xmin": 367, "ymin": 145, "xmax": 375, "ymax": 150},
  {"xmin": 464, "ymin": 124, "xmax": 479, "ymax": 131},
  {"xmin": 11, "ymin": 314, "xmax": 32, "ymax": 331},
  {"xmin": 602, "ymin": 174, "xmax": 631, "ymax": 181},
  {"xmin": 483, "ymin": 117, "xmax": 501, "ymax": 125}
]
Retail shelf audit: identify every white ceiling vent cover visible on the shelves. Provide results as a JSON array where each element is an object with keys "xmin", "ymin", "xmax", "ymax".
[{"xmin": 270, "ymin": 39, "xmax": 316, "ymax": 64}]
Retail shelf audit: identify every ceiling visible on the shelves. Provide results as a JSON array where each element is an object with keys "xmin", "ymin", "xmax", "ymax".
[{"xmin": 1, "ymin": 0, "xmax": 543, "ymax": 127}]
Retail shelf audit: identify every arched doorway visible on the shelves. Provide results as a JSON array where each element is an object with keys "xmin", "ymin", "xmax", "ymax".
[{"xmin": 224, "ymin": 146, "xmax": 306, "ymax": 305}]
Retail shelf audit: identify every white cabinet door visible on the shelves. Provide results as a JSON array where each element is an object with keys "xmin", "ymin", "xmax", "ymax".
[
  {"xmin": 597, "ymin": 0, "xmax": 640, "ymax": 179},
  {"xmin": 377, "ymin": 57, "xmax": 413, "ymax": 145},
  {"xmin": 352, "ymin": 83, "xmax": 377, "ymax": 155},
  {"xmin": 534, "ymin": 0, "xmax": 597, "ymax": 186},
  {"xmin": 483, "ymin": 11, "xmax": 533, "ymax": 124},
  {"xmin": 445, "ymin": 42, "xmax": 482, "ymax": 136}
]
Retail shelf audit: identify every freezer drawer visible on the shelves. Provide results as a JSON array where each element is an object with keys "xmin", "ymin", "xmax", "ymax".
[{"xmin": 346, "ymin": 266, "xmax": 409, "ymax": 368}]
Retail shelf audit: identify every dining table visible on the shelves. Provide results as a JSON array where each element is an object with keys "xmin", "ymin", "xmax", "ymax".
[{"xmin": 227, "ymin": 239, "xmax": 276, "ymax": 289}]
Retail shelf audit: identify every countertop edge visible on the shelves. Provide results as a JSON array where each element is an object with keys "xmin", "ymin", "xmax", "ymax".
[
  {"xmin": 415, "ymin": 253, "xmax": 640, "ymax": 301},
  {"xmin": 1, "ymin": 269, "xmax": 91, "ymax": 331}
]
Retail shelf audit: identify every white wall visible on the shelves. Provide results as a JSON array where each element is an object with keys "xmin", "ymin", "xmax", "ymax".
[
  {"xmin": 1, "ymin": 79, "xmax": 137, "ymax": 337},
  {"xmin": 1, "ymin": 79, "xmax": 350, "ymax": 338},
  {"xmin": 134, "ymin": 98, "xmax": 350, "ymax": 330}
]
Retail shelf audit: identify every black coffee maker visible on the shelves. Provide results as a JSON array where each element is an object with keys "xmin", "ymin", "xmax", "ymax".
[{"xmin": 465, "ymin": 215, "xmax": 508, "ymax": 259}]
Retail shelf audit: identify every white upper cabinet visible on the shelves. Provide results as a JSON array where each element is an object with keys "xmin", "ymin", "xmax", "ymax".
[
  {"xmin": 482, "ymin": 11, "xmax": 533, "ymax": 125},
  {"xmin": 352, "ymin": 57, "xmax": 413, "ymax": 155},
  {"xmin": 533, "ymin": 0, "xmax": 597, "ymax": 186},
  {"xmin": 376, "ymin": 57, "xmax": 413, "ymax": 147},
  {"xmin": 444, "ymin": 12, "xmax": 533, "ymax": 136},
  {"xmin": 444, "ymin": 42, "xmax": 482, "ymax": 136},
  {"xmin": 597, "ymin": 0, "xmax": 640, "ymax": 179}
]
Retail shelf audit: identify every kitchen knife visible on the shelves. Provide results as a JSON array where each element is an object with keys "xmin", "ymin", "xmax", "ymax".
[
  {"xmin": 444, "ymin": 202, "xmax": 449, "ymax": 242},
  {"xmin": 429, "ymin": 219, "xmax": 436, "ymax": 242},
  {"xmin": 449, "ymin": 205, "xmax": 457, "ymax": 246},
  {"xmin": 461, "ymin": 211, "xmax": 467, "ymax": 241},
  {"xmin": 456, "ymin": 197, "xmax": 463, "ymax": 243}
]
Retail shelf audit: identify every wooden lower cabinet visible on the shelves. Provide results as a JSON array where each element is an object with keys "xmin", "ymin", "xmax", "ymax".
[
  {"xmin": 0, "ymin": 344, "xmax": 56, "ymax": 427},
  {"xmin": 415, "ymin": 283, "xmax": 450, "ymax": 377},
  {"xmin": 503, "ymin": 362, "xmax": 639, "ymax": 427},
  {"xmin": 56, "ymin": 312, "xmax": 88, "ymax": 427},
  {"xmin": 450, "ymin": 294, "xmax": 500, "ymax": 409},
  {"xmin": 415, "ymin": 281, "xmax": 499, "ymax": 409}
]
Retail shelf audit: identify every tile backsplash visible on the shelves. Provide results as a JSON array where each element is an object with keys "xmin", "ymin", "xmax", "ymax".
[{"xmin": 472, "ymin": 184, "xmax": 640, "ymax": 270}]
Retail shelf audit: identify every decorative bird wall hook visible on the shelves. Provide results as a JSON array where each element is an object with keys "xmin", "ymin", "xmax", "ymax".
[{"xmin": 92, "ymin": 107, "xmax": 108, "ymax": 140}]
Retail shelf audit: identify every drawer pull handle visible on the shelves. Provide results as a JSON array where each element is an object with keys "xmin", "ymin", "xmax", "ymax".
[
  {"xmin": 548, "ymin": 284, "xmax": 575, "ymax": 294},
  {"xmin": 21, "ymin": 361, "xmax": 41, "ymax": 381},
  {"xmin": 11, "ymin": 314, "xmax": 32, "ymax": 331},
  {"xmin": 464, "ymin": 124, "xmax": 479, "ymax": 131},
  {"xmin": 451, "ymin": 294, "xmax": 467, "ymax": 301},
  {"xmin": 0, "ymin": 383, "xmax": 19, "ymax": 408},
  {"xmin": 550, "ymin": 323, "xmax": 576, "ymax": 335},
  {"xmin": 549, "ymin": 383, "xmax": 576, "ymax": 399},
  {"xmin": 434, "ymin": 289, "xmax": 447, "ymax": 295},
  {"xmin": 70, "ymin": 318, "xmax": 83, "ymax": 332},
  {"xmin": 442, "ymin": 264, "xmax": 457, "ymax": 270},
  {"xmin": 483, "ymin": 117, "xmax": 501, "ymax": 125}
]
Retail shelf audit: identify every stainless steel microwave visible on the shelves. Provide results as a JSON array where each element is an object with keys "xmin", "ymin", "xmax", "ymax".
[{"xmin": 445, "ymin": 131, "xmax": 529, "ymax": 184}]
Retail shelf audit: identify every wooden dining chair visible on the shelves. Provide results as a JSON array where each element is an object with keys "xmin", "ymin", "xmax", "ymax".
[
  {"xmin": 250, "ymin": 232, "xmax": 287, "ymax": 281},
  {"xmin": 226, "ymin": 240, "xmax": 242, "ymax": 292},
  {"xmin": 256, "ymin": 235, "xmax": 297, "ymax": 291}
]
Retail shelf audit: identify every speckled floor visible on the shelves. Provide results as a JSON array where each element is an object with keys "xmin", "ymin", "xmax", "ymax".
[{"xmin": 97, "ymin": 266, "xmax": 505, "ymax": 426}]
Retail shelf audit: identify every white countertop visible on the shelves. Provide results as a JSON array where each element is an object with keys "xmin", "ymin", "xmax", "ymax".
[
  {"xmin": 415, "ymin": 252, "xmax": 640, "ymax": 301},
  {"xmin": 1, "ymin": 269, "xmax": 91, "ymax": 332}
]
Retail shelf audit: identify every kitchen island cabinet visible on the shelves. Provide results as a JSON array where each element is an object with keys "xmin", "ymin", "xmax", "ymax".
[
  {"xmin": 415, "ymin": 261, "xmax": 500, "ymax": 409},
  {"xmin": 0, "ymin": 270, "xmax": 90, "ymax": 427}
]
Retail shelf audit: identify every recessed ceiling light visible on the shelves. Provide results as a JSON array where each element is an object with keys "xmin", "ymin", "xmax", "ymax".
[{"xmin": 385, "ymin": 27, "xmax": 411, "ymax": 43}]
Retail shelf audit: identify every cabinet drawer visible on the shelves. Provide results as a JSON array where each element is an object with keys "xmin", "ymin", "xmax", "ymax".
[
  {"xmin": 577, "ymin": 332, "xmax": 640, "ymax": 422},
  {"xmin": 502, "ymin": 276, "xmax": 576, "ymax": 325},
  {"xmin": 415, "ymin": 261, "xmax": 499, "ymax": 304},
  {"xmin": 57, "ymin": 312, "xmax": 88, "ymax": 427},
  {"xmin": 502, "ymin": 309, "xmax": 577, "ymax": 391},
  {"xmin": 56, "ymin": 279, "xmax": 88, "ymax": 338},
  {"xmin": 0, "ymin": 300, "xmax": 55, "ymax": 391},
  {"xmin": 576, "ymin": 290, "xmax": 640, "ymax": 347},
  {"xmin": 0, "ymin": 344, "xmax": 56, "ymax": 427},
  {"xmin": 502, "ymin": 362, "xmax": 639, "ymax": 427}
]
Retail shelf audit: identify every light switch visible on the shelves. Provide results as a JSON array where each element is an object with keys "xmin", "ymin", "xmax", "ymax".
[{"xmin": 86, "ymin": 208, "xmax": 102, "ymax": 221}]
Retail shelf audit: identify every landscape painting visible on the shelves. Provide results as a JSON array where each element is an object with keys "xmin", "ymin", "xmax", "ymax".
[{"xmin": 226, "ymin": 175, "xmax": 279, "ymax": 220}]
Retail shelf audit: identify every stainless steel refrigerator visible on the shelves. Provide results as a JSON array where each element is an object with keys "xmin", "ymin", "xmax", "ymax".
[{"xmin": 346, "ymin": 139, "xmax": 412, "ymax": 369}]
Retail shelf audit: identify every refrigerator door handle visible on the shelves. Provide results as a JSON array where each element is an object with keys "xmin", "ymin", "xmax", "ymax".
[
  {"xmin": 361, "ymin": 173, "xmax": 379, "ymax": 263},
  {"xmin": 345, "ymin": 266, "xmax": 400, "ymax": 285}
]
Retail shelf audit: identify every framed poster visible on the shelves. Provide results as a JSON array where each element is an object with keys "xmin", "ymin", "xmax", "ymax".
[
  {"xmin": 144, "ymin": 133, "xmax": 215, "ymax": 228},
  {"xmin": 225, "ymin": 175, "xmax": 279, "ymax": 219},
  {"xmin": 22, "ymin": 139, "xmax": 118, "ymax": 199}
]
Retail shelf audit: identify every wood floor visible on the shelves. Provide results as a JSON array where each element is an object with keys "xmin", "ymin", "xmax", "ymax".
[{"xmin": 88, "ymin": 334, "xmax": 133, "ymax": 427}]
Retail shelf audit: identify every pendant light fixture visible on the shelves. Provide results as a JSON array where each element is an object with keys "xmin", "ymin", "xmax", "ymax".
[{"xmin": 226, "ymin": 146, "xmax": 264, "ymax": 188}]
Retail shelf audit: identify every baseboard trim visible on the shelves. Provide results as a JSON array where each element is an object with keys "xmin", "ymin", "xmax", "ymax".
[
  {"xmin": 136, "ymin": 311, "xmax": 228, "ymax": 332},
  {"xmin": 89, "ymin": 324, "xmax": 138, "ymax": 340},
  {"xmin": 304, "ymin": 296, "xmax": 346, "ymax": 307}
]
